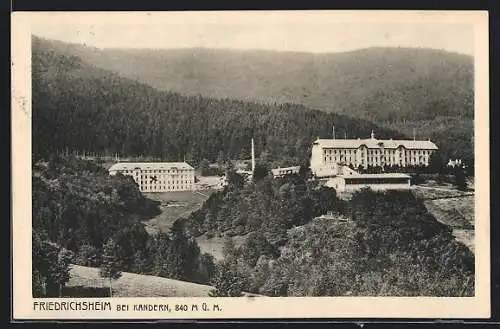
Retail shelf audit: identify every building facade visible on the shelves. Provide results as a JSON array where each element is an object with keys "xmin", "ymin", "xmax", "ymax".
[
  {"xmin": 325, "ymin": 173, "xmax": 411, "ymax": 193},
  {"xmin": 108, "ymin": 162, "xmax": 195, "ymax": 192},
  {"xmin": 310, "ymin": 132, "xmax": 438, "ymax": 177}
]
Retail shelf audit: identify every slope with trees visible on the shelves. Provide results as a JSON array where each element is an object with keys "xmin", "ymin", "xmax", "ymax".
[
  {"xmin": 35, "ymin": 36, "xmax": 474, "ymax": 169},
  {"xmin": 201, "ymin": 187, "xmax": 474, "ymax": 297},
  {"xmin": 32, "ymin": 36, "xmax": 408, "ymax": 166},
  {"xmin": 32, "ymin": 156, "xmax": 216, "ymax": 296},
  {"xmin": 182, "ymin": 169, "xmax": 345, "ymax": 244}
]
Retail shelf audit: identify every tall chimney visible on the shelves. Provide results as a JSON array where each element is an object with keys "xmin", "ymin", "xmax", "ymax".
[
  {"xmin": 332, "ymin": 125, "xmax": 335, "ymax": 140},
  {"xmin": 251, "ymin": 138, "xmax": 255, "ymax": 177}
]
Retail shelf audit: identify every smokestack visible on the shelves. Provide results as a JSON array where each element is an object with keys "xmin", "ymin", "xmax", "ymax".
[
  {"xmin": 413, "ymin": 128, "xmax": 416, "ymax": 141},
  {"xmin": 332, "ymin": 125, "xmax": 335, "ymax": 140},
  {"xmin": 251, "ymin": 138, "xmax": 255, "ymax": 177}
]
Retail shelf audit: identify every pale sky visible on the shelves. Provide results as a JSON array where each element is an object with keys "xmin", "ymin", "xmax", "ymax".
[{"xmin": 29, "ymin": 11, "xmax": 476, "ymax": 55}]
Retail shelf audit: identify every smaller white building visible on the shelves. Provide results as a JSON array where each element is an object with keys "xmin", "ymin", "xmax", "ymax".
[
  {"xmin": 325, "ymin": 173, "xmax": 411, "ymax": 193},
  {"xmin": 447, "ymin": 158, "xmax": 466, "ymax": 169},
  {"xmin": 271, "ymin": 166, "xmax": 301, "ymax": 178}
]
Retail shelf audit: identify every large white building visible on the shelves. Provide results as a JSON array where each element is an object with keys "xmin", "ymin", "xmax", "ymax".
[
  {"xmin": 108, "ymin": 162, "xmax": 195, "ymax": 192},
  {"xmin": 310, "ymin": 131, "xmax": 438, "ymax": 177}
]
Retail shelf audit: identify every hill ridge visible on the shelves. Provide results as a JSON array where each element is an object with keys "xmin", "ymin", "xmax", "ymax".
[{"xmin": 33, "ymin": 36, "xmax": 405, "ymax": 164}]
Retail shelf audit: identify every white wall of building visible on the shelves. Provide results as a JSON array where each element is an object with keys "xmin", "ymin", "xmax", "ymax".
[
  {"xmin": 343, "ymin": 182, "xmax": 410, "ymax": 192},
  {"xmin": 109, "ymin": 162, "xmax": 195, "ymax": 192},
  {"xmin": 325, "ymin": 176, "xmax": 411, "ymax": 193}
]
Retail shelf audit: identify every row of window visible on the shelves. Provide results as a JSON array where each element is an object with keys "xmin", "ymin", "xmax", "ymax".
[
  {"xmin": 324, "ymin": 156, "xmax": 430, "ymax": 165},
  {"xmin": 139, "ymin": 180, "xmax": 193, "ymax": 185},
  {"xmin": 118, "ymin": 169, "xmax": 193, "ymax": 174},
  {"xmin": 324, "ymin": 149, "xmax": 433, "ymax": 156},
  {"xmin": 139, "ymin": 174, "xmax": 193, "ymax": 179},
  {"xmin": 325, "ymin": 155, "xmax": 430, "ymax": 162},
  {"xmin": 140, "ymin": 185, "xmax": 191, "ymax": 191}
]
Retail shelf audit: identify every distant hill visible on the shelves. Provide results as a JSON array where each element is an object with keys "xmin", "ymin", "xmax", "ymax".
[
  {"xmin": 32, "ymin": 36, "xmax": 403, "ymax": 165},
  {"xmin": 32, "ymin": 36, "xmax": 475, "ymax": 167}
]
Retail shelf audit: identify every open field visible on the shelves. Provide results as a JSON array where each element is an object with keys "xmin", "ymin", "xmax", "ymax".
[
  {"xmin": 412, "ymin": 185, "xmax": 475, "ymax": 253},
  {"xmin": 65, "ymin": 264, "xmax": 213, "ymax": 297},
  {"xmin": 142, "ymin": 190, "xmax": 216, "ymax": 234},
  {"xmin": 64, "ymin": 264, "xmax": 263, "ymax": 297}
]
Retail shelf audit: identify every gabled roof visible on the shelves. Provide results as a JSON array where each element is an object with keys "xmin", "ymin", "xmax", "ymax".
[
  {"xmin": 109, "ymin": 162, "xmax": 194, "ymax": 171},
  {"xmin": 313, "ymin": 138, "xmax": 438, "ymax": 150}
]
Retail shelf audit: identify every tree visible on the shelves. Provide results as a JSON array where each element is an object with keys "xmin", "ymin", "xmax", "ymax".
[
  {"xmin": 453, "ymin": 166, "xmax": 467, "ymax": 191},
  {"xmin": 226, "ymin": 170, "xmax": 245, "ymax": 190},
  {"xmin": 253, "ymin": 163, "xmax": 269, "ymax": 182},
  {"xmin": 162, "ymin": 221, "xmax": 201, "ymax": 281},
  {"xmin": 222, "ymin": 236, "xmax": 237, "ymax": 263},
  {"xmin": 428, "ymin": 151, "xmax": 446, "ymax": 174},
  {"xmin": 198, "ymin": 158, "xmax": 210, "ymax": 176},
  {"xmin": 54, "ymin": 249, "xmax": 74, "ymax": 297},
  {"xmin": 99, "ymin": 238, "xmax": 123, "ymax": 297},
  {"xmin": 133, "ymin": 250, "xmax": 151, "ymax": 274},
  {"xmin": 209, "ymin": 261, "xmax": 247, "ymax": 297},
  {"xmin": 76, "ymin": 244, "xmax": 100, "ymax": 267},
  {"xmin": 32, "ymin": 231, "xmax": 73, "ymax": 297},
  {"xmin": 240, "ymin": 232, "xmax": 277, "ymax": 267},
  {"xmin": 198, "ymin": 253, "xmax": 217, "ymax": 284}
]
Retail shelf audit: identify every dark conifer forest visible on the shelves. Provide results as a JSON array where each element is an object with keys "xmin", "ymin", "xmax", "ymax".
[
  {"xmin": 32, "ymin": 36, "xmax": 407, "ymax": 165},
  {"xmin": 33, "ymin": 36, "xmax": 475, "ymax": 169}
]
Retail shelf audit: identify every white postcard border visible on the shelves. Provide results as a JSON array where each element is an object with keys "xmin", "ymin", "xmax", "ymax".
[{"xmin": 11, "ymin": 10, "xmax": 491, "ymax": 320}]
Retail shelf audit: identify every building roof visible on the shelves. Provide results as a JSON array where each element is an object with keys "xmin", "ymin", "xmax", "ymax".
[
  {"xmin": 271, "ymin": 166, "xmax": 301, "ymax": 174},
  {"xmin": 339, "ymin": 173, "xmax": 411, "ymax": 179},
  {"xmin": 109, "ymin": 162, "xmax": 194, "ymax": 171},
  {"xmin": 313, "ymin": 138, "xmax": 438, "ymax": 150}
]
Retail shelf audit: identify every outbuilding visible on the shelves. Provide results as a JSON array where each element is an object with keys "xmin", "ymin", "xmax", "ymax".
[{"xmin": 325, "ymin": 173, "xmax": 411, "ymax": 193}]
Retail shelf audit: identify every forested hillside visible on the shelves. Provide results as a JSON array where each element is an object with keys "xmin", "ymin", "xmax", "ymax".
[
  {"xmin": 32, "ymin": 36, "xmax": 404, "ymax": 165},
  {"xmin": 187, "ymin": 176, "xmax": 475, "ymax": 297},
  {"xmin": 183, "ymin": 170, "xmax": 344, "ymax": 243},
  {"xmin": 34, "ymin": 36, "xmax": 475, "ymax": 168},
  {"xmin": 33, "ymin": 156, "xmax": 216, "ymax": 297}
]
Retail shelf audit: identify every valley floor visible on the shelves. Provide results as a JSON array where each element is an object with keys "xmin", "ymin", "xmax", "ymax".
[
  {"xmin": 142, "ymin": 190, "xmax": 249, "ymax": 259},
  {"xmin": 142, "ymin": 190, "xmax": 216, "ymax": 234}
]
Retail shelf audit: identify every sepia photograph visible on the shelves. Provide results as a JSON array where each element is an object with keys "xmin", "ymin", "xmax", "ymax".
[{"xmin": 11, "ymin": 10, "xmax": 490, "ymax": 319}]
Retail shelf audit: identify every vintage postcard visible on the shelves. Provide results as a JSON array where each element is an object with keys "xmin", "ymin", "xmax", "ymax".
[{"xmin": 11, "ymin": 10, "xmax": 490, "ymax": 320}]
